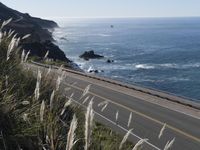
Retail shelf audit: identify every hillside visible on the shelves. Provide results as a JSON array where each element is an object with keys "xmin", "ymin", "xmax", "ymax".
[
  {"xmin": 0, "ymin": 2, "xmax": 70, "ymax": 62},
  {"xmin": 0, "ymin": 16, "xmax": 133, "ymax": 150}
]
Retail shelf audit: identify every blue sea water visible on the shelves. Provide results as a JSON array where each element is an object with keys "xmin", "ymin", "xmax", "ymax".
[{"xmin": 53, "ymin": 18, "xmax": 200, "ymax": 102}]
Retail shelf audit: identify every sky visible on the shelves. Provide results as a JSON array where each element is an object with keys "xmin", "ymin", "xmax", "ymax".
[{"xmin": 1, "ymin": 0, "xmax": 200, "ymax": 19}]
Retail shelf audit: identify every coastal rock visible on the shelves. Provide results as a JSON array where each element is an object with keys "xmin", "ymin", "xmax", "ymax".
[
  {"xmin": 107, "ymin": 59, "xmax": 114, "ymax": 63},
  {"xmin": 60, "ymin": 37, "xmax": 68, "ymax": 41},
  {"xmin": 87, "ymin": 66, "xmax": 104, "ymax": 73},
  {"xmin": 88, "ymin": 69, "xmax": 104, "ymax": 74},
  {"xmin": 79, "ymin": 50, "xmax": 104, "ymax": 60}
]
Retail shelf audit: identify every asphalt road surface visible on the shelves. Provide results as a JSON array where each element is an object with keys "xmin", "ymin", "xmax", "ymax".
[{"xmin": 27, "ymin": 62, "xmax": 200, "ymax": 150}]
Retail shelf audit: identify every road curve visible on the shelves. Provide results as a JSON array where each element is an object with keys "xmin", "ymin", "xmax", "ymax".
[{"xmin": 27, "ymin": 62, "xmax": 200, "ymax": 150}]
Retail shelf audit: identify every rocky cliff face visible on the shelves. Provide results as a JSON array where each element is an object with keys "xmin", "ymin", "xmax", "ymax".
[
  {"xmin": 23, "ymin": 41, "xmax": 70, "ymax": 62},
  {"xmin": 0, "ymin": 2, "xmax": 70, "ymax": 62}
]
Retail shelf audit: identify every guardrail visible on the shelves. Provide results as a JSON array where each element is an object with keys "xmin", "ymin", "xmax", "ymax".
[{"xmin": 30, "ymin": 61, "xmax": 200, "ymax": 110}]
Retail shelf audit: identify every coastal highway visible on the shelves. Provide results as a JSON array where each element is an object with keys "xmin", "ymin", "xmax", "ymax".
[{"xmin": 26, "ymin": 62, "xmax": 200, "ymax": 150}]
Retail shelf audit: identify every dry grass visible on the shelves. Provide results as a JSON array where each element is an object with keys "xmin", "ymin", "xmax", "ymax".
[{"xmin": 0, "ymin": 19, "xmax": 135, "ymax": 150}]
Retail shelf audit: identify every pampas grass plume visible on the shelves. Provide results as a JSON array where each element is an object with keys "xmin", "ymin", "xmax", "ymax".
[
  {"xmin": 1, "ymin": 18, "xmax": 12, "ymax": 29},
  {"xmin": 60, "ymin": 98, "xmax": 72, "ymax": 116},
  {"xmin": 21, "ymin": 49, "xmax": 25, "ymax": 63},
  {"xmin": 56, "ymin": 75, "xmax": 62, "ymax": 91},
  {"xmin": 50, "ymin": 90, "xmax": 55, "ymax": 111},
  {"xmin": 34, "ymin": 70, "xmax": 41, "ymax": 100},
  {"xmin": 82, "ymin": 96, "xmax": 90, "ymax": 104},
  {"xmin": 84, "ymin": 100, "xmax": 94, "ymax": 150},
  {"xmin": 44, "ymin": 50, "xmax": 49, "ymax": 59},
  {"xmin": 101, "ymin": 103, "xmax": 108, "ymax": 112},
  {"xmin": 164, "ymin": 137, "xmax": 175, "ymax": 150},
  {"xmin": 66, "ymin": 114, "xmax": 78, "ymax": 150},
  {"xmin": 127, "ymin": 112, "xmax": 132, "ymax": 128},
  {"xmin": 22, "ymin": 34, "xmax": 31, "ymax": 40},
  {"xmin": 158, "ymin": 123, "xmax": 166, "ymax": 139},
  {"xmin": 115, "ymin": 110, "xmax": 119, "ymax": 123},
  {"xmin": 132, "ymin": 138, "xmax": 148, "ymax": 150},
  {"xmin": 24, "ymin": 50, "xmax": 30, "ymax": 62},
  {"xmin": 40, "ymin": 100, "xmax": 45, "ymax": 122},
  {"xmin": 81, "ymin": 84, "xmax": 91, "ymax": 99},
  {"xmin": 119, "ymin": 129, "xmax": 133, "ymax": 150}
]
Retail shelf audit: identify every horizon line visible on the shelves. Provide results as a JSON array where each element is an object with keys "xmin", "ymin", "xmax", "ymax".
[{"xmin": 43, "ymin": 16, "xmax": 200, "ymax": 20}]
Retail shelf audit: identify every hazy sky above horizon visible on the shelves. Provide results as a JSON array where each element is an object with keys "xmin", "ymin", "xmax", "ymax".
[{"xmin": 1, "ymin": 0, "xmax": 200, "ymax": 18}]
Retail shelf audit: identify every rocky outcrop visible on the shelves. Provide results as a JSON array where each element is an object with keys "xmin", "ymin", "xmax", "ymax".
[
  {"xmin": 107, "ymin": 59, "xmax": 114, "ymax": 63},
  {"xmin": 23, "ymin": 41, "xmax": 71, "ymax": 62},
  {"xmin": 79, "ymin": 50, "xmax": 104, "ymax": 60},
  {"xmin": 0, "ymin": 2, "xmax": 71, "ymax": 63},
  {"xmin": 88, "ymin": 69, "xmax": 104, "ymax": 73}
]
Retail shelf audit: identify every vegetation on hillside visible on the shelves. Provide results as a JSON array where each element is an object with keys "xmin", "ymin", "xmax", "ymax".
[{"xmin": 0, "ymin": 19, "xmax": 137, "ymax": 150}]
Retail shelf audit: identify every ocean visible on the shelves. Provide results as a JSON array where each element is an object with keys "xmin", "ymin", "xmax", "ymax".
[{"xmin": 53, "ymin": 17, "xmax": 200, "ymax": 102}]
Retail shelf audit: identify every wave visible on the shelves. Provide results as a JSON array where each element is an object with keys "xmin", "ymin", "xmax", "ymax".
[
  {"xmin": 99, "ymin": 62, "xmax": 200, "ymax": 72},
  {"xmin": 135, "ymin": 64, "xmax": 155, "ymax": 69},
  {"xmin": 98, "ymin": 34, "xmax": 112, "ymax": 37},
  {"xmin": 167, "ymin": 77, "xmax": 190, "ymax": 82},
  {"xmin": 132, "ymin": 77, "xmax": 190, "ymax": 83},
  {"xmin": 133, "ymin": 63, "xmax": 200, "ymax": 70}
]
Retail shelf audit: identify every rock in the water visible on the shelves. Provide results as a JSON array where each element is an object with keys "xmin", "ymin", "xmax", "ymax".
[
  {"xmin": 87, "ymin": 66, "xmax": 104, "ymax": 74},
  {"xmin": 79, "ymin": 50, "xmax": 104, "ymax": 60},
  {"xmin": 107, "ymin": 59, "xmax": 114, "ymax": 63},
  {"xmin": 89, "ymin": 70, "xmax": 99, "ymax": 73},
  {"xmin": 60, "ymin": 37, "xmax": 68, "ymax": 41},
  {"xmin": 88, "ymin": 69, "xmax": 104, "ymax": 74}
]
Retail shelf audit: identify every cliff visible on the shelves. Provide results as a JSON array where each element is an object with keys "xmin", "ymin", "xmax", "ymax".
[{"xmin": 0, "ymin": 2, "xmax": 70, "ymax": 62}]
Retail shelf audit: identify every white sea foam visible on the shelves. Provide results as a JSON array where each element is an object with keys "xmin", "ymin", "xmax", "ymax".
[
  {"xmin": 168, "ymin": 77, "xmax": 190, "ymax": 82},
  {"xmin": 159, "ymin": 63, "xmax": 177, "ymax": 68},
  {"xmin": 133, "ymin": 63, "xmax": 200, "ymax": 70},
  {"xmin": 102, "ymin": 64, "xmax": 132, "ymax": 71},
  {"xmin": 112, "ymin": 75, "xmax": 121, "ymax": 78},
  {"xmin": 160, "ymin": 63, "xmax": 200, "ymax": 69},
  {"xmin": 87, "ymin": 66, "xmax": 94, "ymax": 72},
  {"xmin": 109, "ymin": 42, "xmax": 119, "ymax": 45},
  {"xmin": 98, "ymin": 34, "xmax": 112, "ymax": 37},
  {"xmin": 135, "ymin": 64, "xmax": 155, "ymax": 69}
]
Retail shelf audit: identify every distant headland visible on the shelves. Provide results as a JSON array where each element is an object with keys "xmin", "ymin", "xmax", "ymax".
[{"xmin": 0, "ymin": 2, "xmax": 70, "ymax": 63}]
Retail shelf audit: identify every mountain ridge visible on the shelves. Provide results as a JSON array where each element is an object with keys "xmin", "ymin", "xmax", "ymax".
[
  {"xmin": 0, "ymin": 2, "xmax": 71, "ymax": 62},
  {"xmin": 0, "ymin": 2, "xmax": 58, "ymax": 29}
]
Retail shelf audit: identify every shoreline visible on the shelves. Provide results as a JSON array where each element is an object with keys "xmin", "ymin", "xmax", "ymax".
[
  {"xmin": 52, "ymin": 18, "xmax": 200, "ymax": 102},
  {"xmin": 30, "ymin": 60, "xmax": 200, "ymax": 111}
]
